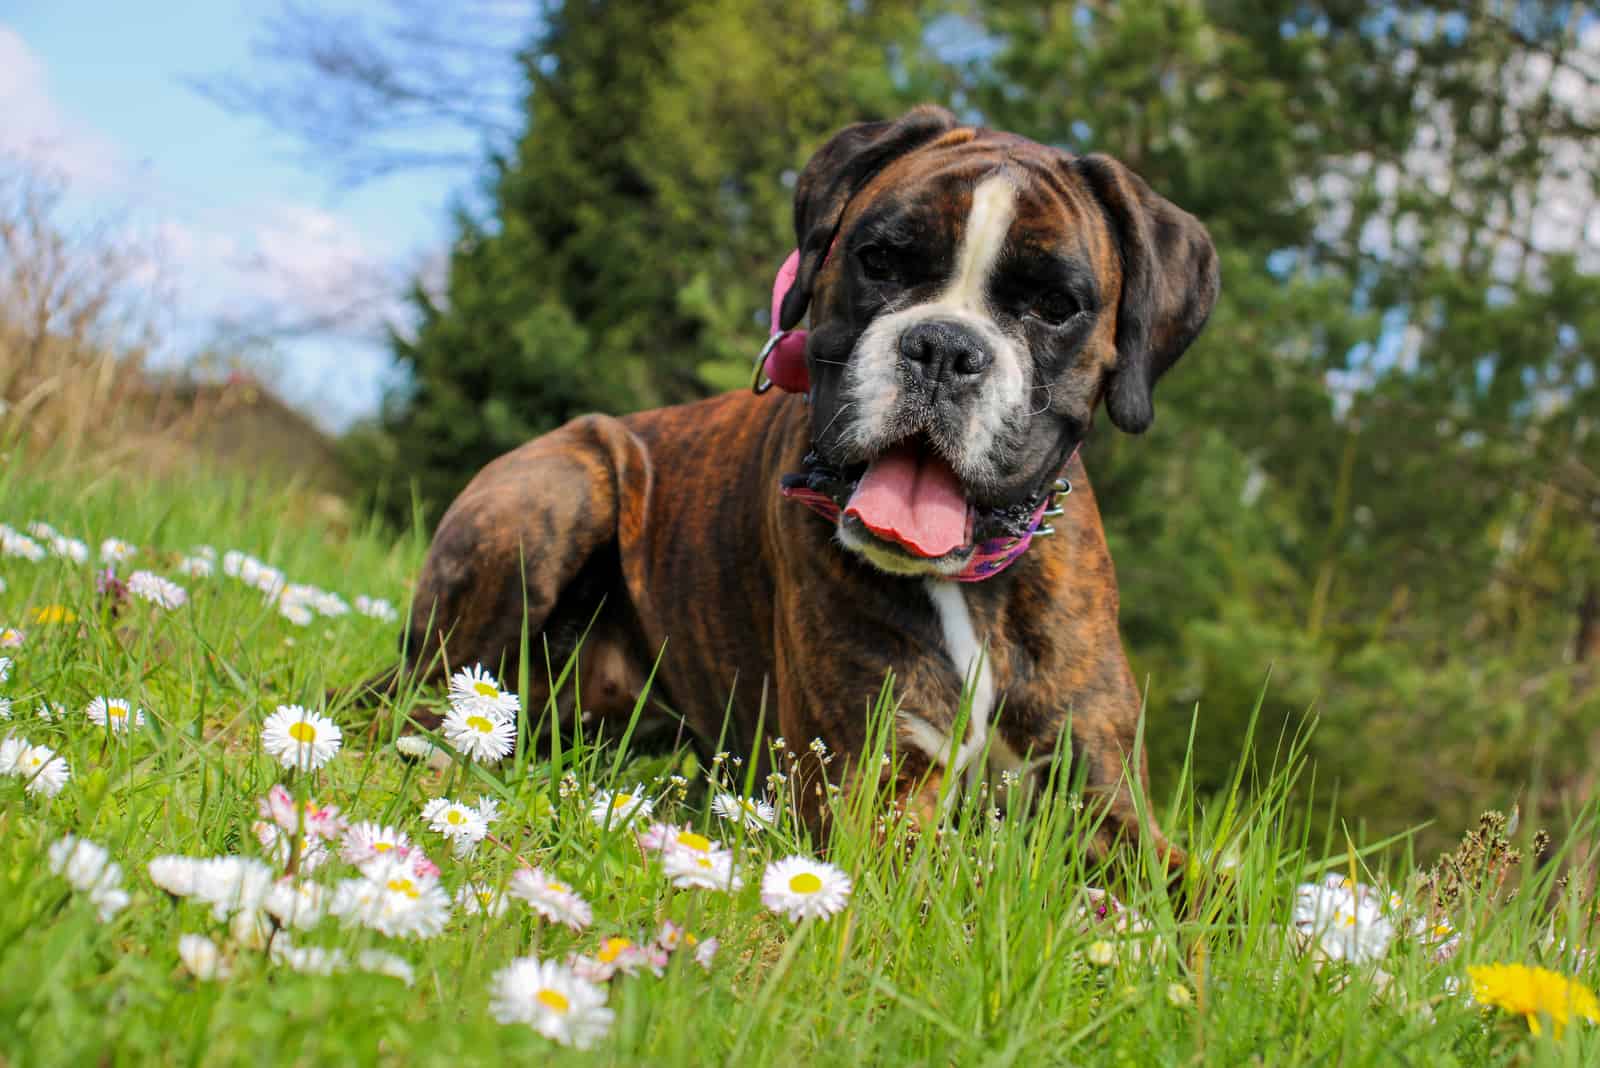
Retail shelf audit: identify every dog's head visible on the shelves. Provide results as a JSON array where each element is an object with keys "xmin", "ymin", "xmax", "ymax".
[{"xmin": 780, "ymin": 106, "xmax": 1219, "ymax": 577}]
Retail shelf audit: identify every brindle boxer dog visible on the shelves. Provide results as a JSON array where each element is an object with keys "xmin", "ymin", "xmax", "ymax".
[{"xmin": 381, "ymin": 105, "xmax": 1217, "ymax": 867}]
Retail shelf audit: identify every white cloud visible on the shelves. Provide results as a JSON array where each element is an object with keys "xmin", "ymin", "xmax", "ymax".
[{"xmin": 0, "ymin": 26, "xmax": 127, "ymax": 188}]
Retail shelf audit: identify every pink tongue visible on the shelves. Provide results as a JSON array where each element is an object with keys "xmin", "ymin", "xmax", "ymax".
[{"xmin": 844, "ymin": 444, "xmax": 971, "ymax": 558}]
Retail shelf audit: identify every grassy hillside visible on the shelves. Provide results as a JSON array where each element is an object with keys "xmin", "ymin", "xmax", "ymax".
[{"xmin": 0, "ymin": 459, "xmax": 1596, "ymax": 1066}]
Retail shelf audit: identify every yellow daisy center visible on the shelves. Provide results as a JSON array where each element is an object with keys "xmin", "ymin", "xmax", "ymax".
[
  {"xmin": 547, "ymin": 881, "xmax": 569, "ymax": 894},
  {"xmin": 472, "ymin": 680, "xmax": 499, "ymax": 699},
  {"xmin": 446, "ymin": 809, "xmax": 465, "ymax": 825},
  {"xmin": 685, "ymin": 933, "xmax": 698, "ymax": 946},
  {"xmin": 694, "ymin": 857, "xmax": 713, "ymax": 870},
  {"xmin": 613, "ymin": 793, "xmax": 633, "ymax": 809},
  {"xmin": 536, "ymin": 988, "xmax": 570, "ymax": 1014},
  {"xmin": 789, "ymin": 872, "xmax": 823, "ymax": 894},
  {"xmin": 466, "ymin": 715, "xmax": 494, "ymax": 733},
  {"xmin": 372, "ymin": 841, "xmax": 394, "ymax": 853},
  {"xmin": 386, "ymin": 878, "xmax": 419, "ymax": 899},
  {"xmin": 598, "ymin": 938, "xmax": 632, "ymax": 963},
  {"xmin": 674, "ymin": 831, "xmax": 712, "ymax": 852},
  {"xmin": 108, "ymin": 705, "xmax": 128, "ymax": 719},
  {"xmin": 1335, "ymin": 911, "xmax": 1355, "ymax": 928},
  {"xmin": 288, "ymin": 721, "xmax": 318, "ymax": 743}
]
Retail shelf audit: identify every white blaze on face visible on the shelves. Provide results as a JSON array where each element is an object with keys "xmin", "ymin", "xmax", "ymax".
[{"xmin": 841, "ymin": 173, "xmax": 1030, "ymax": 483}]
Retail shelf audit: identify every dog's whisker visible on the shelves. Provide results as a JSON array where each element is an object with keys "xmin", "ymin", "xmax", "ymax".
[
  {"xmin": 817, "ymin": 401, "xmax": 856, "ymax": 443},
  {"xmin": 1027, "ymin": 383, "xmax": 1054, "ymax": 417}
]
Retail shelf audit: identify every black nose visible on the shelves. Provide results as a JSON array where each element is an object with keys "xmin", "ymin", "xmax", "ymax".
[{"xmin": 897, "ymin": 319, "xmax": 992, "ymax": 386}]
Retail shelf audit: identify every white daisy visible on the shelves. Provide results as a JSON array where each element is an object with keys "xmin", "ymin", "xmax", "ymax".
[
  {"xmin": 456, "ymin": 881, "xmax": 510, "ymax": 917},
  {"xmin": 0, "ymin": 732, "xmax": 28, "ymax": 774},
  {"xmin": 356, "ymin": 949, "xmax": 415, "ymax": 985},
  {"xmin": 50, "ymin": 536, "xmax": 89, "ymax": 563},
  {"xmin": 148, "ymin": 855, "xmax": 204, "ymax": 897},
  {"xmin": 475, "ymin": 796, "xmax": 502, "ymax": 824},
  {"xmin": 18, "ymin": 743, "xmax": 69, "ymax": 797},
  {"xmin": 760, "ymin": 856, "xmax": 853, "ymax": 921},
  {"xmin": 0, "ymin": 627, "xmax": 22, "ymax": 648},
  {"xmin": 508, "ymin": 867, "xmax": 593, "ymax": 931},
  {"xmin": 329, "ymin": 862, "xmax": 452, "ymax": 939},
  {"xmin": 711, "ymin": 792, "xmax": 776, "ymax": 830},
  {"xmin": 311, "ymin": 589, "xmax": 349, "ymax": 617},
  {"xmin": 588, "ymin": 787, "xmax": 654, "ymax": 829},
  {"xmin": 1292, "ymin": 875, "xmax": 1395, "ymax": 964},
  {"xmin": 279, "ymin": 599, "xmax": 313, "ymax": 626},
  {"xmin": 489, "ymin": 957, "xmax": 614, "ymax": 1050},
  {"xmin": 260, "ymin": 705, "xmax": 342, "ymax": 771},
  {"xmin": 394, "ymin": 735, "xmax": 444, "ymax": 762},
  {"xmin": 0, "ymin": 656, "xmax": 10, "ymax": 684},
  {"xmin": 271, "ymin": 938, "xmax": 350, "ymax": 976},
  {"xmin": 263, "ymin": 879, "xmax": 328, "ymax": 929},
  {"xmin": 191, "ymin": 857, "xmax": 277, "ymax": 920},
  {"xmin": 99, "ymin": 537, "xmax": 137, "ymax": 562},
  {"xmin": 48, "ymin": 835, "xmax": 129, "ymax": 921},
  {"xmin": 0, "ymin": 698, "xmax": 10, "ymax": 720},
  {"xmin": 662, "ymin": 847, "xmax": 744, "ymax": 892},
  {"xmin": 448, "ymin": 664, "xmax": 521, "ymax": 721},
  {"xmin": 441, "ymin": 704, "xmax": 516, "ymax": 763},
  {"xmin": 85, "ymin": 696, "xmax": 146, "ymax": 735},
  {"xmin": 0, "ymin": 527, "xmax": 46, "ymax": 561},
  {"xmin": 126, "ymin": 570, "xmax": 188, "ymax": 609},
  {"xmin": 421, "ymin": 797, "xmax": 491, "ymax": 856},
  {"xmin": 354, "ymin": 595, "xmax": 399, "ymax": 622},
  {"xmin": 340, "ymin": 821, "xmax": 414, "ymax": 866},
  {"xmin": 230, "ymin": 909, "xmax": 273, "ymax": 950},
  {"xmin": 176, "ymin": 555, "xmax": 214, "ymax": 578},
  {"xmin": 178, "ymin": 933, "xmax": 230, "ymax": 980},
  {"xmin": 26, "ymin": 521, "xmax": 57, "ymax": 540},
  {"xmin": 36, "ymin": 701, "xmax": 66, "ymax": 721}
]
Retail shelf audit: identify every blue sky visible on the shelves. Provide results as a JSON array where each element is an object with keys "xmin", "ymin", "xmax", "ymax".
[{"xmin": 2, "ymin": 2, "xmax": 515, "ymax": 429}]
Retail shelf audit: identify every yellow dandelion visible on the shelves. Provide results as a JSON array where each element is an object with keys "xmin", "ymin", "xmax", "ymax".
[{"xmin": 1467, "ymin": 963, "xmax": 1600, "ymax": 1038}]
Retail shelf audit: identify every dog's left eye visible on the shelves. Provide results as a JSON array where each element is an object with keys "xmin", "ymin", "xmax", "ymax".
[
  {"xmin": 1028, "ymin": 291, "xmax": 1082, "ymax": 326},
  {"xmin": 857, "ymin": 244, "xmax": 899, "ymax": 283}
]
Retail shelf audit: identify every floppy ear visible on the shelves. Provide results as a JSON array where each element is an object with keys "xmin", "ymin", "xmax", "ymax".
[
  {"xmin": 1073, "ymin": 154, "xmax": 1220, "ymax": 434},
  {"xmin": 779, "ymin": 105, "xmax": 961, "ymax": 330}
]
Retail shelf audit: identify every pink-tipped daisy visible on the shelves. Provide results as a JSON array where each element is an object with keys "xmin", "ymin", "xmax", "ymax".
[
  {"xmin": 0, "ymin": 627, "xmax": 22, "ymax": 648},
  {"xmin": 257, "ymin": 784, "xmax": 344, "ymax": 840},
  {"xmin": 340, "ymin": 822, "xmax": 413, "ymax": 866},
  {"xmin": 508, "ymin": 867, "xmax": 593, "ymax": 931},
  {"xmin": 637, "ymin": 822, "xmax": 720, "ymax": 858},
  {"xmin": 760, "ymin": 856, "xmax": 853, "ymax": 921}
]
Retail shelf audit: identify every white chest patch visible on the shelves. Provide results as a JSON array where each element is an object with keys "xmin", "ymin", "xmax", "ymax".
[{"xmin": 924, "ymin": 578, "xmax": 994, "ymax": 784}]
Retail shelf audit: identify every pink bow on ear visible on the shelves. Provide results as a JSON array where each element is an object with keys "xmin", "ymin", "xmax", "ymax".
[{"xmin": 761, "ymin": 249, "xmax": 811, "ymax": 394}]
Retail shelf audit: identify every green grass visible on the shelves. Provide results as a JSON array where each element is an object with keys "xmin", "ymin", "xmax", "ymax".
[{"xmin": 0, "ymin": 458, "xmax": 1596, "ymax": 1066}]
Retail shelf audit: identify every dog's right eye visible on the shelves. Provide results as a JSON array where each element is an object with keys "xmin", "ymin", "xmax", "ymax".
[{"xmin": 857, "ymin": 244, "xmax": 898, "ymax": 282}]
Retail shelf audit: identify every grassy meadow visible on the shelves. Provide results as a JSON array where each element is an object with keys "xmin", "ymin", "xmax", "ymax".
[{"xmin": 1, "ymin": 455, "xmax": 1597, "ymax": 1066}]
